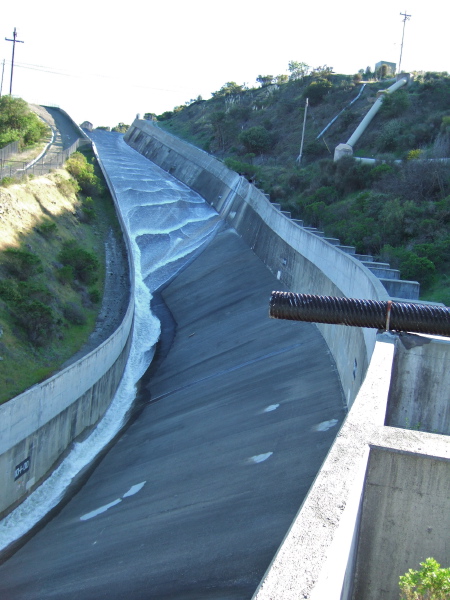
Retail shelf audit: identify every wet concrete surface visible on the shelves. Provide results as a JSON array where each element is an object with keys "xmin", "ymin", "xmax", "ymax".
[{"xmin": 0, "ymin": 227, "xmax": 346, "ymax": 599}]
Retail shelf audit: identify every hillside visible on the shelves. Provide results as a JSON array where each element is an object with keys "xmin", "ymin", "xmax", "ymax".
[
  {"xmin": 0, "ymin": 147, "xmax": 126, "ymax": 404},
  {"xmin": 153, "ymin": 70, "xmax": 450, "ymax": 304}
]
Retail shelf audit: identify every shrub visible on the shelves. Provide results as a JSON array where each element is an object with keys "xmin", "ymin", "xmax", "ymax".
[
  {"xmin": 56, "ymin": 265, "xmax": 74, "ymax": 285},
  {"xmin": 303, "ymin": 78, "xmax": 333, "ymax": 105},
  {"xmin": 2, "ymin": 248, "xmax": 43, "ymax": 281},
  {"xmin": 239, "ymin": 126, "xmax": 272, "ymax": 154},
  {"xmin": 63, "ymin": 302, "xmax": 87, "ymax": 325},
  {"xmin": 56, "ymin": 177, "xmax": 79, "ymax": 196},
  {"xmin": 399, "ymin": 557, "xmax": 450, "ymax": 600},
  {"xmin": 382, "ymin": 246, "xmax": 436, "ymax": 288},
  {"xmin": 14, "ymin": 300, "xmax": 56, "ymax": 346},
  {"xmin": 80, "ymin": 197, "xmax": 96, "ymax": 223},
  {"xmin": 38, "ymin": 220, "xmax": 57, "ymax": 239},
  {"xmin": 58, "ymin": 241, "xmax": 99, "ymax": 284},
  {"xmin": 89, "ymin": 288, "xmax": 101, "ymax": 304},
  {"xmin": 1, "ymin": 177, "xmax": 16, "ymax": 187},
  {"xmin": 224, "ymin": 157, "xmax": 257, "ymax": 179},
  {"xmin": 379, "ymin": 90, "xmax": 410, "ymax": 118},
  {"xmin": 0, "ymin": 279, "xmax": 21, "ymax": 303},
  {"xmin": 407, "ymin": 149, "xmax": 423, "ymax": 160},
  {"xmin": 65, "ymin": 152, "xmax": 104, "ymax": 196},
  {"xmin": 18, "ymin": 281, "xmax": 53, "ymax": 304}
]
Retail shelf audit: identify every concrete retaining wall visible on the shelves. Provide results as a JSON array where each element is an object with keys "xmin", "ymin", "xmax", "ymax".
[
  {"xmin": 124, "ymin": 119, "xmax": 390, "ymax": 407},
  {"xmin": 0, "ymin": 142, "xmax": 135, "ymax": 519},
  {"xmin": 386, "ymin": 334, "xmax": 450, "ymax": 435}
]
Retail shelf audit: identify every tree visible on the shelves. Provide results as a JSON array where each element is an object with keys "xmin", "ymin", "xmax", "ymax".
[
  {"xmin": 304, "ymin": 78, "xmax": 333, "ymax": 105},
  {"xmin": 312, "ymin": 65, "xmax": 334, "ymax": 78},
  {"xmin": 0, "ymin": 96, "xmax": 47, "ymax": 149},
  {"xmin": 212, "ymin": 82, "xmax": 246, "ymax": 98},
  {"xmin": 239, "ymin": 126, "xmax": 272, "ymax": 154},
  {"xmin": 275, "ymin": 74, "xmax": 289, "ymax": 85},
  {"xmin": 256, "ymin": 74, "xmax": 274, "ymax": 87},
  {"xmin": 288, "ymin": 61, "xmax": 310, "ymax": 81},
  {"xmin": 112, "ymin": 123, "xmax": 130, "ymax": 133}
]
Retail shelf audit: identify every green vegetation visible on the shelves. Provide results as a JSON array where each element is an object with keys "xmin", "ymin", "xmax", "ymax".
[
  {"xmin": 400, "ymin": 558, "xmax": 450, "ymax": 599},
  {"xmin": 0, "ymin": 96, "xmax": 48, "ymax": 149},
  {"xmin": 0, "ymin": 144, "xmax": 122, "ymax": 404},
  {"xmin": 155, "ymin": 67, "xmax": 450, "ymax": 303}
]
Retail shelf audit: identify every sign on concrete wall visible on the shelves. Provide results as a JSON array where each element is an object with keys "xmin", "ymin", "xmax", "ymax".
[{"xmin": 14, "ymin": 457, "xmax": 31, "ymax": 481}]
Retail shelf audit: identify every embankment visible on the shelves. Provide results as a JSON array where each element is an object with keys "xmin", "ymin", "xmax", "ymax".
[{"xmin": 0, "ymin": 142, "xmax": 135, "ymax": 520}]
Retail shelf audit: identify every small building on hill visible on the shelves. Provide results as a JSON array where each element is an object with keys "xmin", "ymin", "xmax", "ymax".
[{"xmin": 375, "ymin": 61, "xmax": 396, "ymax": 77}]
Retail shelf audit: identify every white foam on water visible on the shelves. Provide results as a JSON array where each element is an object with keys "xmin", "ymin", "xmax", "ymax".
[
  {"xmin": 0, "ymin": 131, "xmax": 221, "ymax": 552},
  {"xmin": 312, "ymin": 419, "xmax": 339, "ymax": 432},
  {"xmin": 263, "ymin": 404, "xmax": 280, "ymax": 413},
  {"xmin": 122, "ymin": 481, "xmax": 146, "ymax": 498},
  {"xmin": 249, "ymin": 453, "xmax": 273, "ymax": 464},
  {"xmin": 80, "ymin": 499, "xmax": 122, "ymax": 522}
]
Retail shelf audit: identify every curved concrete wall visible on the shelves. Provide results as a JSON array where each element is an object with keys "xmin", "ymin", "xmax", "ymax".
[
  {"xmin": 124, "ymin": 120, "xmax": 390, "ymax": 407},
  {"xmin": 0, "ymin": 142, "xmax": 135, "ymax": 519}
]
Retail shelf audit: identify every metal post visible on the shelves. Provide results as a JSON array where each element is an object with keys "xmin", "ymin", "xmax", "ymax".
[
  {"xmin": 296, "ymin": 98, "xmax": 308, "ymax": 164},
  {"xmin": 0, "ymin": 59, "xmax": 5, "ymax": 97},
  {"xmin": 5, "ymin": 28, "xmax": 24, "ymax": 95},
  {"xmin": 398, "ymin": 11, "xmax": 411, "ymax": 74}
]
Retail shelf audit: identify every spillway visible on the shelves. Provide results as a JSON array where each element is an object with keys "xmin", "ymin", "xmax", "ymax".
[{"xmin": 0, "ymin": 131, "xmax": 346, "ymax": 599}]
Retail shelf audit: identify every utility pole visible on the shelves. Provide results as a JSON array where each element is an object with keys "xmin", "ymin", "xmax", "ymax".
[
  {"xmin": 5, "ymin": 28, "xmax": 24, "ymax": 95},
  {"xmin": 296, "ymin": 98, "xmax": 309, "ymax": 164},
  {"xmin": 0, "ymin": 59, "xmax": 5, "ymax": 97},
  {"xmin": 398, "ymin": 11, "xmax": 411, "ymax": 74}
]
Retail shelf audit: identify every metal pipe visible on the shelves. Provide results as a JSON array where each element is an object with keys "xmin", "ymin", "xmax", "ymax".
[
  {"xmin": 269, "ymin": 291, "xmax": 450, "ymax": 337},
  {"xmin": 346, "ymin": 78, "xmax": 407, "ymax": 148}
]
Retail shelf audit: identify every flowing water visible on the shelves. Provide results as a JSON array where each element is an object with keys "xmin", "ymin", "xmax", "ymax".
[{"xmin": 0, "ymin": 131, "xmax": 221, "ymax": 551}]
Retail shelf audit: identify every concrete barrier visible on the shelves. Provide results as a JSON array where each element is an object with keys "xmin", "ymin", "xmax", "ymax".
[
  {"xmin": 0, "ymin": 141, "xmax": 135, "ymax": 519},
  {"xmin": 124, "ymin": 119, "xmax": 390, "ymax": 407}
]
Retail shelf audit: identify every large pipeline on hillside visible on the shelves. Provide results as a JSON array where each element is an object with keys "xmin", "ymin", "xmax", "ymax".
[{"xmin": 269, "ymin": 291, "xmax": 450, "ymax": 337}]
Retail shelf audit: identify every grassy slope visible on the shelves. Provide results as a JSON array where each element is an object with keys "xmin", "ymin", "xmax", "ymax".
[
  {"xmin": 0, "ymin": 152, "xmax": 122, "ymax": 404},
  {"xmin": 156, "ymin": 72, "xmax": 450, "ymax": 303}
]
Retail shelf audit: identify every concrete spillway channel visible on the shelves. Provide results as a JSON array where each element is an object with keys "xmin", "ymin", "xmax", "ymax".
[{"xmin": 0, "ymin": 132, "xmax": 346, "ymax": 598}]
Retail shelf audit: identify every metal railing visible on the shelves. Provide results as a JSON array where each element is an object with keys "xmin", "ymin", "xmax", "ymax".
[
  {"xmin": 0, "ymin": 141, "xmax": 20, "ymax": 163},
  {"xmin": 0, "ymin": 138, "xmax": 90, "ymax": 181}
]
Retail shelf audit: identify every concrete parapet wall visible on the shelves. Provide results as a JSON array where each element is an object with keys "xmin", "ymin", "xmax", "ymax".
[
  {"xmin": 386, "ymin": 334, "xmax": 450, "ymax": 435},
  {"xmin": 380, "ymin": 277, "xmax": 420, "ymax": 300},
  {"xmin": 0, "ymin": 142, "xmax": 135, "ymax": 519},
  {"xmin": 125, "ymin": 120, "xmax": 390, "ymax": 406}
]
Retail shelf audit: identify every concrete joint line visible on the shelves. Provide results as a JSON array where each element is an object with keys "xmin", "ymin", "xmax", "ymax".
[{"xmin": 151, "ymin": 341, "xmax": 306, "ymax": 403}]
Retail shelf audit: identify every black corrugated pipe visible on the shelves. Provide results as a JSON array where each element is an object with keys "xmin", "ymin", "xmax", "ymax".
[{"xmin": 269, "ymin": 291, "xmax": 450, "ymax": 337}]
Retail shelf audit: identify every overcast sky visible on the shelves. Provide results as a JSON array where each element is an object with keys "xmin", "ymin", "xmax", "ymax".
[{"xmin": 1, "ymin": 0, "xmax": 448, "ymax": 128}]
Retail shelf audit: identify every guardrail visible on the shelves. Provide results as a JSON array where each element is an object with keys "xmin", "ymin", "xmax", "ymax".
[
  {"xmin": 0, "ymin": 141, "xmax": 19, "ymax": 163},
  {"xmin": 0, "ymin": 138, "xmax": 89, "ymax": 180}
]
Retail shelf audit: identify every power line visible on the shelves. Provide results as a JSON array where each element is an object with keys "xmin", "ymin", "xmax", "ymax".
[
  {"xmin": 398, "ymin": 10, "xmax": 411, "ymax": 74},
  {"xmin": 5, "ymin": 27, "xmax": 24, "ymax": 95}
]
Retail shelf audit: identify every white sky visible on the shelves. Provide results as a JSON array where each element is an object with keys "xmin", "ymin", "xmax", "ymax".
[{"xmin": 1, "ymin": 0, "xmax": 448, "ymax": 128}]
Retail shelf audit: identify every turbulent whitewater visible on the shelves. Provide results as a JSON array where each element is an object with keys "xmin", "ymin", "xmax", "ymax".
[{"xmin": 0, "ymin": 131, "xmax": 221, "ymax": 551}]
